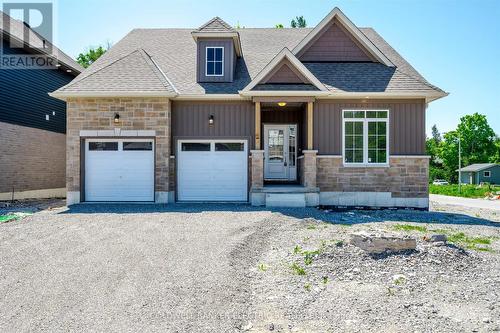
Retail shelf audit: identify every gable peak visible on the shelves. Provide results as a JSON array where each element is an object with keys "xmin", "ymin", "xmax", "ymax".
[
  {"xmin": 292, "ymin": 7, "xmax": 394, "ymax": 67},
  {"xmin": 196, "ymin": 16, "xmax": 235, "ymax": 33}
]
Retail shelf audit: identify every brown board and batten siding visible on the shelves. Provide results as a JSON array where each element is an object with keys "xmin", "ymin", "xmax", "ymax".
[
  {"xmin": 171, "ymin": 101, "xmax": 254, "ymax": 153},
  {"xmin": 297, "ymin": 19, "xmax": 374, "ymax": 62},
  {"xmin": 196, "ymin": 38, "xmax": 236, "ymax": 83},
  {"xmin": 313, "ymin": 99, "xmax": 426, "ymax": 155}
]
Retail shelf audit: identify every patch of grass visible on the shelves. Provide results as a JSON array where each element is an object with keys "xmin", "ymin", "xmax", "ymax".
[
  {"xmin": 290, "ymin": 263, "xmax": 307, "ymax": 276},
  {"xmin": 304, "ymin": 283, "xmax": 311, "ymax": 291},
  {"xmin": 293, "ymin": 245, "xmax": 302, "ymax": 255},
  {"xmin": 306, "ymin": 224, "xmax": 317, "ymax": 230},
  {"xmin": 0, "ymin": 214, "xmax": 17, "ymax": 223},
  {"xmin": 303, "ymin": 249, "xmax": 321, "ymax": 266},
  {"xmin": 392, "ymin": 224, "xmax": 428, "ymax": 233},
  {"xmin": 393, "ymin": 275, "xmax": 406, "ymax": 285},
  {"xmin": 430, "ymin": 184, "xmax": 500, "ymax": 198},
  {"xmin": 258, "ymin": 263, "xmax": 268, "ymax": 272},
  {"xmin": 391, "ymin": 224, "xmax": 495, "ymax": 252},
  {"xmin": 447, "ymin": 232, "xmax": 494, "ymax": 251},
  {"xmin": 322, "ymin": 276, "xmax": 329, "ymax": 284}
]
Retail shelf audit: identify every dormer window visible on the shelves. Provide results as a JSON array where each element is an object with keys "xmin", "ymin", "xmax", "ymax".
[{"xmin": 206, "ymin": 47, "xmax": 224, "ymax": 76}]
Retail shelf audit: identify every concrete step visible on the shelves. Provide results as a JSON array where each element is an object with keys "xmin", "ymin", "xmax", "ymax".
[{"xmin": 265, "ymin": 193, "xmax": 306, "ymax": 208}]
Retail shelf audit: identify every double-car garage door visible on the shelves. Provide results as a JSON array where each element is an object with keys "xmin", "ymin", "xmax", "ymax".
[{"xmin": 84, "ymin": 138, "xmax": 248, "ymax": 202}]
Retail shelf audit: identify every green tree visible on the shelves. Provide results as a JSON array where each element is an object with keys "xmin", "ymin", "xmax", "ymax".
[
  {"xmin": 76, "ymin": 44, "xmax": 110, "ymax": 68},
  {"xmin": 431, "ymin": 124, "xmax": 442, "ymax": 144},
  {"xmin": 291, "ymin": 16, "xmax": 307, "ymax": 28},
  {"xmin": 426, "ymin": 125, "xmax": 446, "ymax": 181},
  {"xmin": 275, "ymin": 23, "xmax": 284, "ymax": 28},
  {"xmin": 439, "ymin": 113, "xmax": 496, "ymax": 182},
  {"xmin": 491, "ymin": 137, "xmax": 500, "ymax": 163}
]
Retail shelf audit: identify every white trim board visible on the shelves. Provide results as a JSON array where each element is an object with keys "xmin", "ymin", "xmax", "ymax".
[{"xmin": 79, "ymin": 130, "xmax": 156, "ymax": 137}]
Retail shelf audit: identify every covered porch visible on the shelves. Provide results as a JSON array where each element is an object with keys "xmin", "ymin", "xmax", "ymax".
[{"xmin": 250, "ymin": 96, "xmax": 319, "ymax": 207}]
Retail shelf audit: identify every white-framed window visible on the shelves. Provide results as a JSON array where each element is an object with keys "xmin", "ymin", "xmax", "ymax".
[
  {"xmin": 342, "ymin": 110, "xmax": 389, "ymax": 166},
  {"xmin": 484, "ymin": 170, "xmax": 491, "ymax": 177},
  {"xmin": 205, "ymin": 46, "xmax": 224, "ymax": 76}
]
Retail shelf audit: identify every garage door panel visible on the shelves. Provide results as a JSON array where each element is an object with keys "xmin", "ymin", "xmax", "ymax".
[
  {"xmin": 178, "ymin": 140, "xmax": 248, "ymax": 202},
  {"xmin": 85, "ymin": 140, "xmax": 154, "ymax": 202}
]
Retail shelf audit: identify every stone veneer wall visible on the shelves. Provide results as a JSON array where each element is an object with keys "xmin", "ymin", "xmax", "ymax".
[
  {"xmin": 316, "ymin": 156, "xmax": 429, "ymax": 198},
  {"xmin": 0, "ymin": 122, "xmax": 66, "ymax": 198},
  {"xmin": 66, "ymin": 97, "xmax": 171, "ymax": 203}
]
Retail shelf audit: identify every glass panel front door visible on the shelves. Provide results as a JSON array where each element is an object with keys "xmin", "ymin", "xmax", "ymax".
[{"xmin": 264, "ymin": 124, "xmax": 297, "ymax": 180}]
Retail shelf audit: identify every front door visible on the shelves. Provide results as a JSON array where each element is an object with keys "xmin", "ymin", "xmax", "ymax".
[{"xmin": 264, "ymin": 124, "xmax": 297, "ymax": 181}]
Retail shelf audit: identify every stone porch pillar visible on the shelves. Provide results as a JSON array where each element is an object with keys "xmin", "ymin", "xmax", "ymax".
[
  {"xmin": 302, "ymin": 150, "xmax": 317, "ymax": 189},
  {"xmin": 250, "ymin": 150, "xmax": 264, "ymax": 189},
  {"xmin": 250, "ymin": 150, "xmax": 265, "ymax": 206}
]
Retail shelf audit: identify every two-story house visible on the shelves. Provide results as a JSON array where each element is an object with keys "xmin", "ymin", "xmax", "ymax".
[
  {"xmin": 51, "ymin": 7, "xmax": 447, "ymax": 208},
  {"xmin": 0, "ymin": 11, "xmax": 82, "ymax": 201}
]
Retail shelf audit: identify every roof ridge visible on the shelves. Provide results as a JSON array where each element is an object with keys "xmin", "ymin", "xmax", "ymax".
[
  {"xmin": 141, "ymin": 49, "xmax": 178, "ymax": 94},
  {"xmin": 59, "ymin": 48, "xmax": 144, "ymax": 91}
]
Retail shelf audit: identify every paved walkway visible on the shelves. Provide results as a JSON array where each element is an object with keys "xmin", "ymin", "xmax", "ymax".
[{"xmin": 430, "ymin": 194, "xmax": 500, "ymax": 211}]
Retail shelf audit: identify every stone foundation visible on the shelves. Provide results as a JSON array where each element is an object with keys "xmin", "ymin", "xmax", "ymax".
[{"xmin": 316, "ymin": 156, "xmax": 429, "ymax": 208}]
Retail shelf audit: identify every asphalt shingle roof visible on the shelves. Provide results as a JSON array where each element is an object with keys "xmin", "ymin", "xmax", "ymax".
[
  {"xmin": 55, "ymin": 26, "xmax": 445, "ymax": 96},
  {"xmin": 59, "ymin": 49, "xmax": 175, "ymax": 93},
  {"xmin": 196, "ymin": 17, "xmax": 236, "ymax": 33},
  {"xmin": 458, "ymin": 164, "xmax": 498, "ymax": 172}
]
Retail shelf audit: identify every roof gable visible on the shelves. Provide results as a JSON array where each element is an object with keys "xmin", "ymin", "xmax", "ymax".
[
  {"xmin": 196, "ymin": 17, "xmax": 235, "ymax": 33},
  {"xmin": 298, "ymin": 18, "xmax": 374, "ymax": 62},
  {"xmin": 293, "ymin": 7, "xmax": 393, "ymax": 66},
  {"xmin": 242, "ymin": 47, "xmax": 327, "ymax": 92},
  {"xmin": 54, "ymin": 49, "xmax": 176, "ymax": 96},
  {"xmin": 261, "ymin": 59, "xmax": 309, "ymax": 84}
]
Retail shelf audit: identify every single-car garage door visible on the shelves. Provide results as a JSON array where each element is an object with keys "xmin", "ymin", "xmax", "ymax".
[
  {"xmin": 85, "ymin": 139, "xmax": 154, "ymax": 202},
  {"xmin": 177, "ymin": 140, "xmax": 248, "ymax": 201}
]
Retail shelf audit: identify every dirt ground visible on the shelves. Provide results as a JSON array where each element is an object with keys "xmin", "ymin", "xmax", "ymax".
[{"xmin": 0, "ymin": 199, "xmax": 499, "ymax": 332}]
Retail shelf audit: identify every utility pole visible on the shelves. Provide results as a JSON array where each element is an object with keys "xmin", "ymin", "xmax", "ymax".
[{"xmin": 458, "ymin": 131, "xmax": 462, "ymax": 194}]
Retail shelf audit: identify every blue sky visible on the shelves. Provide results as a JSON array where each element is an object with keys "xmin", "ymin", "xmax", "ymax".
[{"xmin": 52, "ymin": 0, "xmax": 500, "ymax": 136}]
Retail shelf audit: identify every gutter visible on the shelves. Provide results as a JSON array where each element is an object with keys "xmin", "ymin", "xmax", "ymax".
[{"xmin": 48, "ymin": 91, "xmax": 178, "ymax": 100}]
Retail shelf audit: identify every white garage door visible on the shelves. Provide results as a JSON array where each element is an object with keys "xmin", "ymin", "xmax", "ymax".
[
  {"xmin": 177, "ymin": 140, "xmax": 248, "ymax": 201},
  {"xmin": 85, "ymin": 139, "xmax": 154, "ymax": 202}
]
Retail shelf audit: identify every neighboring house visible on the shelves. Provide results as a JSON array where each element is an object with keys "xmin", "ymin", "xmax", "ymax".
[
  {"xmin": 459, "ymin": 164, "xmax": 500, "ymax": 185},
  {"xmin": 0, "ymin": 12, "xmax": 83, "ymax": 200},
  {"xmin": 51, "ymin": 7, "xmax": 447, "ymax": 208}
]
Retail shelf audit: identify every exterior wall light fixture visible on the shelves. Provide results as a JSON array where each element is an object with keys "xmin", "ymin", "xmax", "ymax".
[
  {"xmin": 114, "ymin": 113, "xmax": 120, "ymax": 123},
  {"xmin": 278, "ymin": 102, "xmax": 287, "ymax": 107},
  {"xmin": 209, "ymin": 115, "xmax": 214, "ymax": 125}
]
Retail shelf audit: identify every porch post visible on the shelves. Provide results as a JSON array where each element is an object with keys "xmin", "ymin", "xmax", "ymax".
[
  {"xmin": 307, "ymin": 101, "xmax": 313, "ymax": 150},
  {"xmin": 302, "ymin": 150, "xmax": 317, "ymax": 189},
  {"xmin": 255, "ymin": 101, "xmax": 261, "ymax": 149},
  {"xmin": 250, "ymin": 149, "xmax": 265, "ymax": 206}
]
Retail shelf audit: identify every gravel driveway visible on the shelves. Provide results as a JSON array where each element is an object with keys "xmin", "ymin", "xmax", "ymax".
[
  {"xmin": 0, "ymin": 204, "xmax": 282, "ymax": 332},
  {"xmin": 431, "ymin": 194, "xmax": 500, "ymax": 211},
  {"xmin": 1, "ymin": 203, "xmax": 499, "ymax": 332}
]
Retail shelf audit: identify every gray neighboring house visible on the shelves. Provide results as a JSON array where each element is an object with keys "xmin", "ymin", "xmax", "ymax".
[
  {"xmin": 50, "ymin": 7, "xmax": 448, "ymax": 208},
  {"xmin": 0, "ymin": 11, "xmax": 83, "ymax": 201},
  {"xmin": 459, "ymin": 164, "xmax": 500, "ymax": 185}
]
